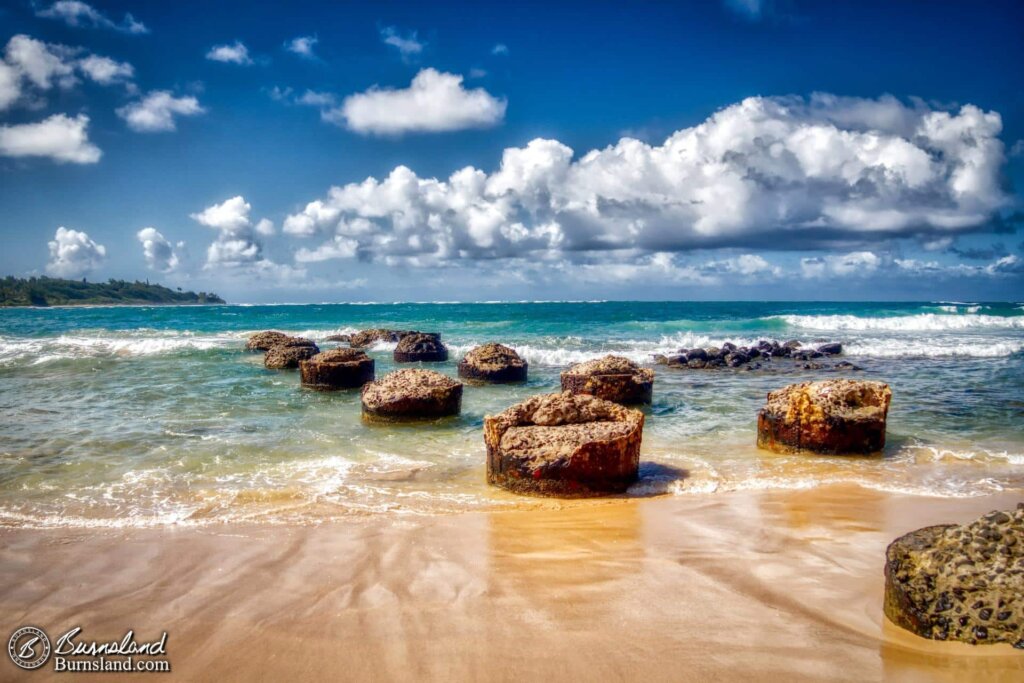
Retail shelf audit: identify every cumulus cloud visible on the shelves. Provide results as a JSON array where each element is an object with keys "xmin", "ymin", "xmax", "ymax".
[
  {"xmin": 75, "ymin": 54, "xmax": 134, "ymax": 85},
  {"xmin": 0, "ymin": 113, "xmax": 100, "ymax": 163},
  {"xmin": 286, "ymin": 35, "xmax": 318, "ymax": 59},
  {"xmin": 4, "ymin": 34, "xmax": 78, "ymax": 91},
  {"xmin": 801, "ymin": 251, "xmax": 881, "ymax": 278},
  {"xmin": 137, "ymin": 227, "xmax": 182, "ymax": 272},
  {"xmin": 46, "ymin": 226, "xmax": 106, "ymax": 277},
  {"xmin": 205, "ymin": 41, "xmax": 253, "ymax": 65},
  {"xmin": 117, "ymin": 91, "xmax": 205, "ymax": 132},
  {"xmin": 0, "ymin": 61, "xmax": 23, "ymax": 110},
  {"xmin": 492, "ymin": 44, "xmax": 509, "ymax": 56},
  {"xmin": 37, "ymin": 1, "xmax": 148, "ymax": 35},
  {"xmin": 0, "ymin": 35, "xmax": 137, "ymax": 111},
  {"xmin": 282, "ymin": 95, "xmax": 1009, "ymax": 269},
  {"xmin": 191, "ymin": 196, "xmax": 299, "ymax": 280},
  {"xmin": 331, "ymin": 68, "xmax": 506, "ymax": 135},
  {"xmin": 380, "ymin": 26, "xmax": 424, "ymax": 58}
]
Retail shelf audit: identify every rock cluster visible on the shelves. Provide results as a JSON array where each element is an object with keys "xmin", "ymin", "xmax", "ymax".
[
  {"xmin": 484, "ymin": 392, "xmax": 644, "ymax": 497},
  {"xmin": 346, "ymin": 328, "xmax": 440, "ymax": 348},
  {"xmin": 394, "ymin": 333, "xmax": 449, "ymax": 363},
  {"xmin": 264, "ymin": 337, "xmax": 320, "ymax": 369},
  {"xmin": 655, "ymin": 340, "xmax": 844, "ymax": 370},
  {"xmin": 246, "ymin": 330, "xmax": 293, "ymax": 351},
  {"xmin": 756, "ymin": 379, "xmax": 891, "ymax": 455},
  {"xmin": 361, "ymin": 369, "xmax": 462, "ymax": 421},
  {"xmin": 299, "ymin": 348, "xmax": 375, "ymax": 390},
  {"xmin": 458, "ymin": 343, "xmax": 528, "ymax": 383},
  {"xmin": 884, "ymin": 505, "xmax": 1024, "ymax": 647},
  {"xmin": 560, "ymin": 355, "xmax": 654, "ymax": 405}
]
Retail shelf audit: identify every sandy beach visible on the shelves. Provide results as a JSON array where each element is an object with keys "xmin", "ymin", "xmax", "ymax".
[{"xmin": 2, "ymin": 484, "xmax": 1022, "ymax": 682}]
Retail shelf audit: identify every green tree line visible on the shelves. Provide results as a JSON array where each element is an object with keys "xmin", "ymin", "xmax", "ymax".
[{"xmin": 0, "ymin": 276, "xmax": 226, "ymax": 307}]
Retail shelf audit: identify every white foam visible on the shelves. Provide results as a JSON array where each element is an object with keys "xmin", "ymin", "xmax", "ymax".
[
  {"xmin": 845, "ymin": 338, "xmax": 1024, "ymax": 358},
  {"xmin": 775, "ymin": 313, "xmax": 1024, "ymax": 331},
  {"xmin": 0, "ymin": 332, "xmax": 239, "ymax": 366}
]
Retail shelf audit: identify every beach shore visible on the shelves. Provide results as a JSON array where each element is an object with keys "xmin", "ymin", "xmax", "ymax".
[{"xmin": 1, "ymin": 484, "xmax": 1022, "ymax": 682}]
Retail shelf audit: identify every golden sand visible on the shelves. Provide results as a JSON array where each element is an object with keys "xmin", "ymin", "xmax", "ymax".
[{"xmin": 1, "ymin": 485, "xmax": 1022, "ymax": 681}]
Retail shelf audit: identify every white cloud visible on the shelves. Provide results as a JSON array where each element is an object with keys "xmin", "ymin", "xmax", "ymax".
[
  {"xmin": 286, "ymin": 36, "xmax": 318, "ymax": 59},
  {"xmin": 117, "ymin": 91, "xmax": 205, "ymax": 132},
  {"xmin": 37, "ymin": 1, "xmax": 148, "ymax": 35},
  {"xmin": 206, "ymin": 41, "xmax": 253, "ymax": 65},
  {"xmin": 333, "ymin": 68, "xmax": 506, "ymax": 135},
  {"xmin": 76, "ymin": 54, "xmax": 134, "ymax": 85},
  {"xmin": 5, "ymin": 34, "xmax": 77, "ymax": 90},
  {"xmin": 254, "ymin": 218, "xmax": 275, "ymax": 236},
  {"xmin": 0, "ymin": 61, "xmax": 21, "ymax": 110},
  {"xmin": 137, "ymin": 227, "xmax": 182, "ymax": 272},
  {"xmin": 295, "ymin": 236, "xmax": 359, "ymax": 263},
  {"xmin": 380, "ymin": 27, "xmax": 424, "ymax": 58},
  {"xmin": 491, "ymin": 44, "xmax": 509, "ymax": 56},
  {"xmin": 0, "ymin": 35, "xmax": 137, "ymax": 110},
  {"xmin": 297, "ymin": 90, "xmax": 335, "ymax": 107},
  {"xmin": 801, "ymin": 252, "xmax": 882, "ymax": 278},
  {"xmin": 46, "ymin": 226, "xmax": 106, "ymax": 277},
  {"xmin": 191, "ymin": 196, "xmax": 298, "ymax": 280},
  {"xmin": 0, "ymin": 113, "xmax": 100, "ymax": 163},
  {"xmin": 283, "ymin": 95, "xmax": 1009, "ymax": 268}
]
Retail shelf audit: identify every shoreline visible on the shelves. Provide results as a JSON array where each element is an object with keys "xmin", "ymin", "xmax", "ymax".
[{"xmin": 2, "ymin": 484, "xmax": 1022, "ymax": 681}]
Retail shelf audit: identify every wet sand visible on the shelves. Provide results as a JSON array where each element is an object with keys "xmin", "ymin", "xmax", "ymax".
[{"xmin": 1, "ymin": 484, "xmax": 1022, "ymax": 682}]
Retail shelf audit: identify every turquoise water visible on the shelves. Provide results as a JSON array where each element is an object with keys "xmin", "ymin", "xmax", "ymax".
[{"xmin": 1, "ymin": 301, "xmax": 1023, "ymax": 527}]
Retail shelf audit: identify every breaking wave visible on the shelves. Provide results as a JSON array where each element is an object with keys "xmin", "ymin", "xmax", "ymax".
[{"xmin": 774, "ymin": 313, "xmax": 1024, "ymax": 332}]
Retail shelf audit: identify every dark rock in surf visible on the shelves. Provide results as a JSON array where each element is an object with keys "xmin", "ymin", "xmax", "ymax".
[
  {"xmin": 264, "ymin": 338, "xmax": 319, "ymax": 369},
  {"xmin": 458, "ymin": 343, "xmax": 528, "ymax": 383},
  {"xmin": 484, "ymin": 392, "xmax": 644, "ymax": 497},
  {"xmin": 756, "ymin": 379, "xmax": 891, "ymax": 455},
  {"xmin": 560, "ymin": 355, "xmax": 654, "ymax": 405},
  {"xmin": 361, "ymin": 369, "xmax": 462, "ymax": 421},
  {"xmin": 393, "ymin": 333, "xmax": 449, "ymax": 363},
  {"xmin": 299, "ymin": 348, "xmax": 374, "ymax": 390}
]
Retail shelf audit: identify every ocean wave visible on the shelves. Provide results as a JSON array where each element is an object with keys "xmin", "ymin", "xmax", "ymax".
[
  {"xmin": 774, "ymin": 313, "xmax": 1024, "ymax": 331},
  {"xmin": 844, "ymin": 338, "xmax": 1024, "ymax": 358},
  {"xmin": 0, "ymin": 332, "xmax": 241, "ymax": 366}
]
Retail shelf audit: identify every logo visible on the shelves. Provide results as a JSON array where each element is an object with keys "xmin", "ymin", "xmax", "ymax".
[{"xmin": 8, "ymin": 626, "xmax": 51, "ymax": 670}]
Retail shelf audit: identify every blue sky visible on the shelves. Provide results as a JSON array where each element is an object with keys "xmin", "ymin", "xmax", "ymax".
[{"xmin": 1, "ymin": 0, "xmax": 1023, "ymax": 302}]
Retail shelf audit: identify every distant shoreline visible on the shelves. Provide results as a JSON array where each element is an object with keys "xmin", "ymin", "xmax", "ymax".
[{"xmin": 0, "ymin": 301, "xmax": 228, "ymax": 309}]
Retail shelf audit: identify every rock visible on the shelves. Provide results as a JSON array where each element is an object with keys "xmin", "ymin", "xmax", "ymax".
[
  {"xmin": 264, "ymin": 338, "xmax": 319, "ymax": 369},
  {"xmin": 665, "ymin": 354, "xmax": 687, "ymax": 367},
  {"xmin": 299, "ymin": 348, "xmax": 375, "ymax": 390},
  {"xmin": 484, "ymin": 392, "xmax": 644, "ymax": 497},
  {"xmin": 783, "ymin": 339, "xmax": 802, "ymax": 350},
  {"xmin": 394, "ymin": 333, "xmax": 449, "ymax": 363},
  {"xmin": 458, "ymin": 343, "xmax": 528, "ymax": 383},
  {"xmin": 560, "ymin": 355, "xmax": 655, "ymax": 405},
  {"xmin": 324, "ymin": 334, "xmax": 351, "ymax": 342},
  {"xmin": 348, "ymin": 328, "xmax": 440, "ymax": 348},
  {"xmin": 884, "ymin": 505, "xmax": 1024, "ymax": 646},
  {"xmin": 756, "ymin": 379, "xmax": 892, "ymax": 455},
  {"xmin": 246, "ymin": 330, "xmax": 293, "ymax": 351},
  {"xmin": 687, "ymin": 358, "xmax": 707, "ymax": 369},
  {"xmin": 687, "ymin": 348, "xmax": 708, "ymax": 361},
  {"xmin": 706, "ymin": 346, "xmax": 722, "ymax": 359},
  {"xmin": 835, "ymin": 361, "xmax": 863, "ymax": 371},
  {"xmin": 722, "ymin": 342, "xmax": 737, "ymax": 352},
  {"xmin": 361, "ymin": 369, "xmax": 462, "ymax": 421},
  {"xmin": 818, "ymin": 342, "xmax": 843, "ymax": 355}
]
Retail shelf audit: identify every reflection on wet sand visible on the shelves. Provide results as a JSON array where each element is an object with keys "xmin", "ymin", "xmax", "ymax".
[{"xmin": 0, "ymin": 486, "xmax": 1022, "ymax": 681}]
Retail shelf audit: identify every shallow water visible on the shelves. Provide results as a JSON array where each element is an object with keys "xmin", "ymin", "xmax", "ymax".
[{"xmin": 1, "ymin": 300, "xmax": 1022, "ymax": 527}]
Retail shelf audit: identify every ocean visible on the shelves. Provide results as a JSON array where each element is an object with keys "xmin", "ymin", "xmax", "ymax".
[{"xmin": 1, "ymin": 300, "xmax": 1022, "ymax": 527}]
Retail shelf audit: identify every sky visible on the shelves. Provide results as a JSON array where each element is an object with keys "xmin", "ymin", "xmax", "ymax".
[{"xmin": 1, "ymin": 0, "xmax": 1023, "ymax": 303}]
